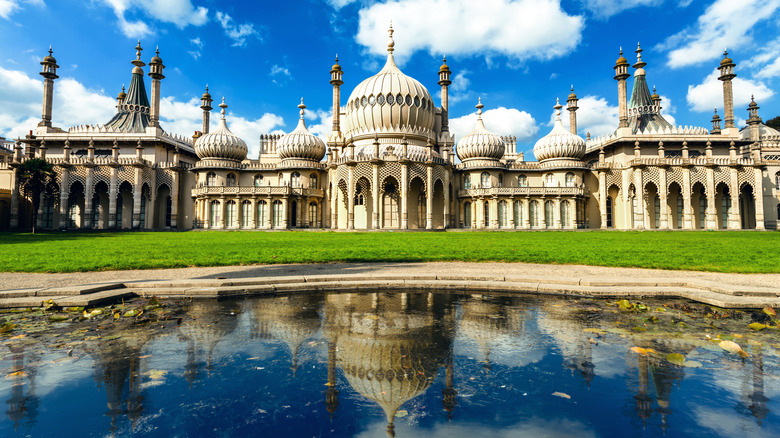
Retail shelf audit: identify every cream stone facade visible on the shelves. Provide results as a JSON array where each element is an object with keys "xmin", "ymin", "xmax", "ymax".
[{"xmin": 3, "ymin": 31, "xmax": 780, "ymax": 231}]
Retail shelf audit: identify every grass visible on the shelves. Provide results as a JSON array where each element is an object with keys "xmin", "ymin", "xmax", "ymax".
[{"xmin": 0, "ymin": 230, "xmax": 779, "ymax": 274}]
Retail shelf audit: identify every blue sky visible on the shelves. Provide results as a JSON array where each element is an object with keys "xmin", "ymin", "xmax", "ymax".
[{"xmin": 1, "ymin": 0, "xmax": 778, "ymax": 157}]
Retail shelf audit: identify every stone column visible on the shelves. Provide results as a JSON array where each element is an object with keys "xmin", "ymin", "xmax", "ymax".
[
  {"xmin": 523, "ymin": 198, "xmax": 530, "ymax": 228},
  {"xmin": 266, "ymin": 196, "xmax": 273, "ymax": 228},
  {"xmin": 401, "ymin": 164, "xmax": 408, "ymax": 229},
  {"xmin": 508, "ymin": 196, "xmax": 515, "ymax": 228},
  {"xmin": 730, "ymin": 168, "xmax": 740, "ymax": 229},
  {"xmin": 570, "ymin": 199, "xmax": 578, "ymax": 229},
  {"xmin": 706, "ymin": 167, "xmax": 717, "ymax": 229},
  {"xmin": 372, "ymin": 164, "xmax": 380, "ymax": 229},
  {"xmin": 599, "ymin": 170, "xmax": 607, "ymax": 229},
  {"xmin": 219, "ymin": 196, "xmax": 226, "ymax": 229},
  {"xmin": 330, "ymin": 183, "xmax": 338, "ymax": 229},
  {"xmin": 754, "ymin": 166, "xmax": 765, "ymax": 230},
  {"xmin": 540, "ymin": 199, "xmax": 547, "ymax": 229},
  {"xmin": 171, "ymin": 171, "xmax": 179, "ymax": 228},
  {"xmin": 443, "ymin": 170, "xmax": 450, "ymax": 228},
  {"xmin": 682, "ymin": 168, "xmax": 693, "ymax": 229},
  {"xmin": 471, "ymin": 200, "xmax": 477, "ymax": 229},
  {"xmin": 59, "ymin": 168, "xmax": 70, "ymax": 229},
  {"xmin": 282, "ymin": 196, "xmax": 289, "ymax": 229},
  {"xmin": 659, "ymin": 168, "xmax": 668, "ymax": 229},
  {"xmin": 426, "ymin": 166, "xmax": 433, "ymax": 229},
  {"xmin": 634, "ymin": 168, "xmax": 644, "ymax": 229},
  {"xmin": 84, "ymin": 167, "xmax": 94, "ymax": 229},
  {"xmin": 132, "ymin": 169, "xmax": 142, "ymax": 228},
  {"xmin": 554, "ymin": 198, "xmax": 562, "ymax": 229},
  {"xmin": 347, "ymin": 167, "xmax": 355, "ymax": 230},
  {"xmin": 204, "ymin": 199, "xmax": 211, "ymax": 229},
  {"xmin": 108, "ymin": 168, "xmax": 117, "ymax": 228},
  {"xmin": 9, "ymin": 167, "xmax": 19, "ymax": 229},
  {"xmin": 621, "ymin": 169, "xmax": 631, "ymax": 229}
]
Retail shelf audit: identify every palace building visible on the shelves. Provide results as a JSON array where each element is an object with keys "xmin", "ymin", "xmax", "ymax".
[{"xmin": 2, "ymin": 26, "xmax": 779, "ymax": 231}]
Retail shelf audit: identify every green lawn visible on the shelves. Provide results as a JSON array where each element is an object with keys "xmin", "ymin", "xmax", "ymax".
[{"xmin": 0, "ymin": 230, "xmax": 778, "ymax": 274}]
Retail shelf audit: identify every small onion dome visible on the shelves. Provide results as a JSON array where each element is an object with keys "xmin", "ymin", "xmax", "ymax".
[
  {"xmin": 749, "ymin": 96, "xmax": 758, "ymax": 109},
  {"xmin": 651, "ymin": 86, "xmax": 660, "ymax": 101},
  {"xmin": 150, "ymin": 47, "xmax": 162, "ymax": 64},
  {"xmin": 202, "ymin": 85, "xmax": 212, "ymax": 100},
  {"xmin": 277, "ymin": 99, "xmax": 326, "ymax": 162},
  {"xmin": 439, "ymin": 55, "xmax": 450, "ymax": 72},
  {"xmin": 43, "ymin": 46, "xmax": 57, "ymax": 64},
  {"xmin": 194, "ymin": 98, "xmax": 248, "ymax": 161},
  {"xmin": 456, "ymin": 98, "xmax": 505, "ymax": 162},
  {"xmin": 332, "ymin": 55, "xmax": 342, "ymax": 72},
  {"xmin": 533, "ymin": 99, "xmax": 586, "ymax": 162},
  {"xmin": 117, "ymin": 86, "xmax": 126, "ymax": 101},
  {"xmin": 568, "ymin": 86, "xmax": 577, "ymax": 100},
  {"xmin": 720, "ymin": 50, "xmax": 734, "ymax": 66},
  {"xmin": 615, "ymin": 48, "xmax": 629, "ymax": 66}
]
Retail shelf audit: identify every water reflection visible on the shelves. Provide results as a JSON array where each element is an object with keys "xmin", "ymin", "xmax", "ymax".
[{"xmin": 0, "ymin": 292, "xmax": 778, "ymax": 437}]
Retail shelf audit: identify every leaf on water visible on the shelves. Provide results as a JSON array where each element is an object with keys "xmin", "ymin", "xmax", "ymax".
[
  {"xmin": 748, "ymin": 323, "xmax": 766, "ymax": 331},
  {"xmin": 764, "ymin": 307, "xmax": 777, "ymax": 317},
  {"xmin": 0, "ymin": 323, "xmax": 15, "ymax": 333},
  {"xmin": 396, "ymin": 410, "xmax": 408, "ymax": 418},
  {"xmin": 618, "ymin": 300, "xmax": 633, "ymax": 311},
  {"xmin": 5, "ymin": 371, "xmax": 26, "ymax": 379},
  {"xmin": 123, "ymin": 310, "xmax": 139, "ymax": 317},
  {"xmin": 719, "ymin": 340, "xmax": 749, "ymax": 358},
  {"xmin": 146, "ymin": 370, "xmax": 167, "ymax": 380},
  {"xmin": 683, "ymin": 360, "xmax": 703, "ymax": 368},
  {"xmin": 552, "ymin": 392, "xmax": 571, "ymax": 399},
  {"xmin": 666, "ymin": 353, "xmax": 686, "ymax": 366},
  {"xmin": 630, "ymin": 347, "xmax": 657, "ymax": 355},
  {"xmin": 583, "ymin": 328, "xmax": 606, "ymax": 335},
  {"xmin": 9, "ymin": 334, "xmax": 26, "ymax": 340}
]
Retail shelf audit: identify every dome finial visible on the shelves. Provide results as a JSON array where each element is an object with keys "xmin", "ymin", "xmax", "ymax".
[
  {"xmin": 476, "ymin": 97, "xmax": 484, "ymax": 118},
  {"xmin": 387, "ymin": 20, "xmax": 395, "ymax": 54},
  {"xmin": 554, "ymin": 98, "xmax": 562, "ymax": 119},
  {"xmin": 636, "ymin": 42, "xmax": 642, "ymax": 61},
  {"xmin": 298, "ymin": 97, "xmax": 306, "ymax": 119},
  {"xmin": 48, "ymin": 45, "xmax": 53, "ymax": 56},
  {"xmin": 135, "ymin": 40, "xmax": 142, "ymax": 61},
  {"xmin": 219, "ymin": 97, "xmax": 227, "ymax": 119}
]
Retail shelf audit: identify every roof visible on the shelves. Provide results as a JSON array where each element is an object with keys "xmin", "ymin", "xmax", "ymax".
[
  {"xmin": 626, "ymin": 70, "xmax": 673, "ymax": 134},
  {"xmin": 104, "ymin": 70, "xmax": 151, "ymax": 133}
]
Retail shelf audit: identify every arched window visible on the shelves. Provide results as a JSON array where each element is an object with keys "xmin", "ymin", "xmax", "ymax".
[
  {"xmin": 354, "ymin": 185, "xmax": 365, "ymax": 205},
  {"xmin": 257, "ymin": 200, "xmax": 267, "ymax": 227},
  {"xmin": 464, "ymin": 201, "xmax": 472, "ymax": 227},
  {"xmin": 529, "ymin": 201, "xmax": 539, "ymax": 227},
  {"xmin": 241, "ymin": 201, "xmax": 252, "ymax": 227},
  {"xmin": 226, "ymin": 173, "xmax": 237, "ymax": 187},
  {"xmin": 206, "ymin": 172, "xmax": 216, "ymax": 187},
  {"xmin": 272, "ymin": 200, "xmax": 284, "ymax": 227},
  {"xmin": 464, "ymin": 174, "xmax": 472, "ymax": 189},
  {"xmin": 545, "ymin": 200, "xmax": 555, "ymax": 228},
  {"xmin": 723, "ymin": 195, "xmax": 732, "ymax": 228},
  {"xmin": 498, "ymin": 174, "xmax": 504, "ymax": 188},
  {"xmin": 309, "ymin": 202, "xmax": 318, "ymax": 227},
  {"xmin": 481, "ymin": 172, "xmax": 490, "ymax": 188},
  {"xmin": 513, "ymin": 200, "xmax": 523, "ymax": 228},
  {"xmin": 254, "ymin": 174, "xmax": 264, "ymax": 187},
  {"xmin": 498, "ymin": 200, "xmax": 508, "ymax": 227},
  {"xmin": 606, "ymin": 197, "xmax": 613, "ymax": 228},
  {"xmin": 565, "ymin": 172, "xmax": 575, "ymax": 187},
  {"xmin": 544, "ymin": 173, "xmax": 555, "ymax": 187},
  {"xmin": 483, "ymin": 200, "xmax": 490, "ymax": 226},
  {"xmin": 225, "ymin": 200, "xmax": 237, "ymax": 227},
  {"xmin": 518, "ymin": 174, "xmax": 527, "ymax": 187},
  {"xmin": 676, "ymin": 196, "xmax": 683, "ymax": 229},
  {"xmin": 278, "ymin": 173, "xmax": 284, "ymax": 185},
  {"xmin": 291, "ymin": 172, "xmax": 301, "ymax": 187},
  {"xmin": 209, "ymin": 200, "xmax": 220, "ymax": 227},
  {"xmin": 560, "ymin": 200, "xmax": 571, "ymax": 227},
  {"xmin": 309, "ymin": 173, "xmax": 318, "ymax": 189}
]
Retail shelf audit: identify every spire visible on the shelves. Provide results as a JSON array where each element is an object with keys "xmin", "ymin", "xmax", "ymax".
[
  {"xmin": 219, "ymin": 97, "xmax": 227, "ymax": 119},
  {"xmin": 105, "ymin": 43, "xmax": 151, "ymax": 132},
  {"xmin": 633, "ymin": 42, "xmax": 646, "ymax": 70},
  {"xmin": 298, "ymin": 97, "xmax": 306, "ymax": 119},
  {"xmin": 387, "ymin": 21, "xmax": 394, "ymax": 54},
  {"xmin": 476, "ymin": 97, "xmax": 484, "ymax": 119},
  {"xmin": 554, "ymin": 97, "xmax": 562, "ymax": 118}
]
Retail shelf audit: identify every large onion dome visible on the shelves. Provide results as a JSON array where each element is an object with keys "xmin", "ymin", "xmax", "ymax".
[
  {"xmin": 456, "ymin": 98, "xmax": 505, "ymax": 162},
  {"xmin": 277, "ymin": 99, "xmax": 326, "ymax": 162},
  {"xmin": 344, "ymin": 25, "xmax": 436, "ymax": 142},
  {"xmin": 194, "ymin": 98, "xmax": 248, "ymax": 162},
  {"xmin": 533, "ymin": 100, "xmax": 586, "ymax": 162}
]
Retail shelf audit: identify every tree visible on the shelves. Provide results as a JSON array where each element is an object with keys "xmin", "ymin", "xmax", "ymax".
[
  {"xmin": 18, "ymin": 158, "xmax": 56, "ymax": 234},
  {"xmin": 766, "ymin": 116, "xmax": 780, "ymax": 131}
]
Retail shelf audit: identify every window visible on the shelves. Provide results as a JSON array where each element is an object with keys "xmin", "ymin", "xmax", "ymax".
[
  {"xmin": 775, "ymin": 172, "xmax": 780, "ymax": 189},
  {"xmin": 699, "ymin": 192, "xmax": 707, "ymax": 229},
  {"xmin": 291, "ymin": 172, "xmax": 301, "ymax": 187},
  {"xmin": 464, "ymin": 175, "xmax": 472, "ymax": 190},
  {"xmin": 483, "ymin": 201, "xmax": 490, "ymax": 226},
  {"xmin": 529, "ymin": 201, "xmax": 539, "ymax": 227},
  {"xmin": 481, "ymin": 172, "xmax": 490, "ymax": 188},
  {"xmin": 723, "ymin": 196, "xmax": 731, "ymax": 228},
  {"xmin": 309, "ymin": 173, "xmax": 318, "ymax": 189},
  {"xmin": 354, "ymin": 185, "xmax": 365, "ymax": 206},
  {"xmin": 42, "ymin": 196, "xmax": 54, "ymax": 229},
  {"xmin": 226, "ymin": 200, "xmax": 237, "ymax": 228},
  {"xmin": 254, "ymin": 174, "xmax": 264, "ymax": 187},
  {"xmin": 545, "ymin": 200, "xmax": 555, "ymax": 228},
  {"xmin": 654, "ymin": 196, "xmax": 660, "ymax": 229},
  {"xmin": 676, "ymin": 196, "xmax": 683, "ymax": 229},
  {"xmin": 278, "ymin": 173, "xmax": 284, "ymax": 185},
  {"xmin": 498, "ymin": 200, "xmax": 508, "ymax": 227},
  {"xmin": 209, "ymin": 200, "xmax": 220, "ymax": 227},
  {"xmin": 257, "ymin": 200, "xmax": 267, "ymax": 226},
  {"xmin": 498, "ymin": 174, "xmax": 504, "ymax": 188},
  {"xmin": 518, "ymin": 175, "xmax": 527, "ymax": 187},
  {"xmin": 242, "ymin": 201, "xmax": 252, "ymax": 227},
  {"xmin": 513, "ymin": 200, "xmax": 523, "ymax": 227},
  {"xmin": 115, "ymin": 194, "xmax": 122, "ymax": 228},
  {"xmin": 272, "ymin": 200, "xmax": 284, "ymax": 227},
  {"xmin": 206, "ymin": 172, "xmax": 216, "ymax": 187},
  {"xmin": 560, "ymin": 200, "xmax": 571, "ymax": 227},
  {"xmin": 139, "ymin": 194, "xmax": 146, "ymax": 227},
  {"xmin": 308, "ymin": 202, "xmax": 318, "ymax": 227},
  {"xmin": 565, "ymin": 173, "xmax": 575, "ymax": 187},
  {"xmin": 91, "ymin": 195, "xmax": 100, "ymax": 227},
  {"xmin": 226, "ymin": 173, "xmax": 237, "ymax": 187},
  {"xmin": 544, "ymin": 174, "xmax": 555, "ymax": 187},
  {"xmin": 464, "ymin": 201, "xmax": 471, "ymax": 227}
]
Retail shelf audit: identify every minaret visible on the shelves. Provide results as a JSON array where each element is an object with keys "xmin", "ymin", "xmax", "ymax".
[
  {"xmin": 324, "ymin": 340, "xmax": 339, "ymax": 419},
  {"xmin": 566, "ymin": 85, "xmax": 578, "ymax": 135},
  {"xmin": 38, "ymin": 46, "xmax": 59, "ymax": 128},
  {"xmin": 651, "ymin": 86, "xmax": 661, "ymax": 110},
  {"xmin": 438, "ymin": 55, "xmax": 452, "ymax": 133},
  {"xmin": 116, "ymin": 85, "xmax": 126, "ymax": 110},
  {"xmin": 330, "ymin": 56, "xmax": 343, "ymax": 135},
  {"xmin": 746, "ymin": 96, "xmax": 762, "ymax": 142},
  {"xmin": 147, "ymin": 46, "xmax": 165, "ymax": 128},
  {"xmin": 200, "ymin": 86, "xmax": 213, "ymax": 134},
  {"xmin": 718, "ymin": 50, "xmax": 737, "ymax": 133},
  {"xmin": 613, "ymin": 47, "xmax": 630, "ymax": 130},
  {"xmin": 711, "ymin": 109, "xmax": 722, "ymax": 135}
]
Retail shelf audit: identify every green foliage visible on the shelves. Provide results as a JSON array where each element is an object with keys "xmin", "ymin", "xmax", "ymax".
[
  {"xmin": 0, "ymin": 230, "xmax": 779, "ymax": 273},
  {"xmin": 766, "ymin": 115, "xmax": 780, "ymax": 131},
  {"xmin": 18, "ymin": 158, "xmax": 56, "ymax": 234}
]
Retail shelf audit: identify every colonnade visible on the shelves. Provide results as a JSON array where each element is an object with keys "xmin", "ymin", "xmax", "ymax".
[
  {"xmin": 195, "ymin": 195, "xmax": 323, "ymax": 229},
  {"xmin": 458, "ymin": 196, "xmax": 584, "ymax": 229}
]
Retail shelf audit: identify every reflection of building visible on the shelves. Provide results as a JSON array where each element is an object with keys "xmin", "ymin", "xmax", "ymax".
[
  {"xmin": 179, "ymin": 301, "xmax": 240, "ymax": 385},
  {"xmin": 322, "ymin": 292, "xmax": 455, "ymax": 436},
  {"xmin": 4, "ymin": 342, "xmax": 40, "ymax": 431},
  {"xmin": 737, "ymin": 345, "xmax": 770, "ymax": 424},
  {"xmin": 537, "ymin": 304, "xmax": 596, "ymax": 384},
  {"xmin": 5, "ymin": 30, "xmax": 780, "ymax": 231},
  {"xmin": 630, "ymin": 350, "xmax": 684, "ymax": 432},
  {"xmin": 458, "ymin": 295, "xmax": 529, "ymax": 370},
  {"xmin": 251, "ymin": 295, "xmax": 323, "ymax": 375}
]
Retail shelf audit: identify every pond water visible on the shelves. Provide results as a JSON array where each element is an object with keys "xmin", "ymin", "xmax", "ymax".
[{"xmin": 1, "ymin": 292, "xmax": 779, "ymax": 437}]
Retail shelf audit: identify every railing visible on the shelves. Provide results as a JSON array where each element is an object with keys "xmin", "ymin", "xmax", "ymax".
[
  {"xmin": 191, "ymin": 186, "xmax": 325, "ymax": 197},
  {"xmin": 457, "ymin": 186, "xmax": 584, "ymax": 197},
  {"xmin": 331, "ymin": 151, "xmax": 448, "ymax": 166}
]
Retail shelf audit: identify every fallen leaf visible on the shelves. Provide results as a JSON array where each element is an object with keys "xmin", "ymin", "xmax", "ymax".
[
  {"xmin": 666, "ymin": 353, "xmax": 686, "ymax": 366},
  {"xmin": 630, "ymin": 347, "xmax": 657, "ymax": 355},
  {"xmin": 764, "ymin": 307, "xmax": 777, "ymax": 317},
  {"xmin": 748, "ymin": 323, "xmax": 766, "ymax": 331},
  {"xmin": 396, "ymin": 410, "xmax": 408, "ymax": 418},
  {"xmin": 552, "ymin": 392, "xmax": 571, "ymax": 399},
  {"xmin": 719, "ymin": 340, "xmax": 749, "ymax": 358},
  {"xmin": 5, "ymin": 371, "xmax": 26, "ymax": 379}
]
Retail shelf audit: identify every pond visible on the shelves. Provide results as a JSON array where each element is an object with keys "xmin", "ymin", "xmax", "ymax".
[{"xmin": 1, "ymin": 291, "xmax": 779, "ymax": 437}]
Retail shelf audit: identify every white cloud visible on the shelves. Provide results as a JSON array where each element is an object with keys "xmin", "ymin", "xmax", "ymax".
[
  {"xmin": 659, "ymin": 0, "xmax": 780, "ymax": 69},
  {"xmin": 657, "ymin": 94, "xmax": 676, "ymax": 126},
  {"xmin": 215, "ymin": 11, "xmax": 260, "ymax": 47},
  {"xmin": 686, "ymin": 69, "xmax": 775, "ymax": 113},
  {"xmin": 450, "ymin": 106, "xmax": 538, "ymax": 155},
  {"xmin": 447, "ymin": 69, "xmax": 475, "ymax": 104},
  {"xmin": 324, "ymin": 0, "xmax": 358, "ymax": 9},
  {"xmin": 0, "ymin": 0, "xmax": 43, "ymax": 20},
  {"xmin": 742, "ymin": 37, "xmax": 780, "ymax": 80},
  {"xmin": 581, "ymin": 0, "xmax": 662, "ymax": 19},
  {"xmin": 567, "ymin": 95, "xmax": 618, "ymax": 138},
  {"xmin": 302, "ymin": 108, "xmax": 332, "ymax": 141},
  {"xmin": 355, "ymin": 0, "xmax": 583, "ymax": 64},
  {"xmin": 188, "ymin": 37, "xmax": 203, "ymax": 60},
  {"xmin": 100, "ymin": 0, "xmax": 208, "ymax": 38}
]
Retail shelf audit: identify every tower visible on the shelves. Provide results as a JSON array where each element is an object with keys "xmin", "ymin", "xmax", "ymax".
[
  {"xmin": 147, "ymin": 47, "xmax": 165, "ymax": 129},
  {"xmin": 746, "ymin": 96, "xmax": 762, "ymax": 142},
  {"xmin": 200, "ymin": 86, "xmax": 213, "ymax": 134},
  {"xmin": 651, "ymin": 86, "xmax": 661, "ymax": 110},
  {"xmin": 566, "ymin": 85, "xmax": 578, "ymax": 135},
  {"xmin": 613, "ymin": 47, "xmax": 630, "ymax": 130},
  {"xmin": 718, "ymin": 50, "xmax": 737, "ymax": 133},
  {"xmin": 438, "ymin": 56, "xmax": 452, "ymax": 134},
  {"xmin": 38, "ymin": 46, "xmax": 59, "ymax": 129},
  {"xmin": 330, "ymin": 55, "xmax": 343, "ymax": 135}
]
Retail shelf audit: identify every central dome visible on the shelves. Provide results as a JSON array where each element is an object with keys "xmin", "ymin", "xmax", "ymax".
[{"xmin": 344, "ymin": 25, "xmax": 436, "ymax": 142}]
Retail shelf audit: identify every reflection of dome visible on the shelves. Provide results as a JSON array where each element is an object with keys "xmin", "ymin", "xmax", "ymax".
[
  {"xmin": 456, "ymin": 99, "xmax": 505, "ymax": 162},
  {"xmin": 253, "ymin": 295, "xmax": 322, "ymax": 374},
  {"xmin": 459, "ymin": 297, "xmax": 527, "ymax": 367},
  {"xmin": 533, "ymin": 100, "xmax": 586, "ymax": 162},
  {"xmin": 344, "ymin": 25, "xmax": 436, "ymax": 150},
  {"xmin": 194, "ymin": 98, "xmax": 248, "ymax": 162},
  {"xmin": 277, "ymin": 99, "xmax": 327, "ymax": 162}
]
